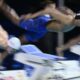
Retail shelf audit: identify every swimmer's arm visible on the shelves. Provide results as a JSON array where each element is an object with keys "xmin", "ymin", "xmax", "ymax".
[
  {"xmin": 1, "ymin": 2, "xmax": 20, "ymax": 25},
  {"xmin": 20, "ymin": 4, "xmax": 56, "ymax": 20},
  {"xmin": 20, "ymin": 10, "xmax": 48, "ymax": 20}
]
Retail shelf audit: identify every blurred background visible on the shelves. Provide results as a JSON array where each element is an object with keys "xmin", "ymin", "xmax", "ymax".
[{"xmin": 0, "ymin": 0, "xmax": 80, "ymax": 59}]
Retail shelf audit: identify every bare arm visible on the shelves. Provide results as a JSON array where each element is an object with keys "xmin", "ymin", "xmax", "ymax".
[
  {"xmin": 20, "ymin": 10, "xmax": 47, "ymax": 20},
  {"xmin": 1, "ymin": 2, "xmax": 20, "ymax": 25},
  {"xmin": 20, "ymin": 4, "xmax": 55, "ymax": 20},
  {"xmin": 20, "ymin": 4, "xmax": 56, "ymax": 20}
]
